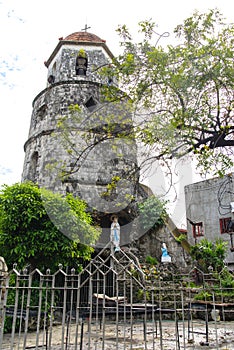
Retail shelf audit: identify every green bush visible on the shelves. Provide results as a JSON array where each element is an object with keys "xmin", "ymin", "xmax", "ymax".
[
  {"xmin": 145, "ymin": 255, "xmax": 158, "ymax": 265},
  {"xmin": 0, "ymin": 182, "xmax": 100, "ymax": 272},
  {"xmin": 190, "ymin": 238, "xmax": 228, "ymax": 272},
  {"xmin": 138, "ymin": 195, "xmax": 167, "ymax": 231}
]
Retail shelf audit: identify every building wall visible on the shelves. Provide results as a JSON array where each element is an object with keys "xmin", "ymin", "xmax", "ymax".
[
  {"xmin": 47, "ymin": 46, "xmax": 111, "ymax": 85},
  {"xmin": 184, "ymin": 173, "xmax": 234, "ymax": 265},
  {"xmin": 22, "ymin": 36, "xmax": 141, "ymax": 247},
  {"xmin": 22, "ymin": 80, "xmax": 137, "ymax": 209}
]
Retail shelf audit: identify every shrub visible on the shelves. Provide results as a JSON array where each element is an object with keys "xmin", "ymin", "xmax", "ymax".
[{"xmin": 190, "ymin": 238, "xmax": 228, "ymax": 272}]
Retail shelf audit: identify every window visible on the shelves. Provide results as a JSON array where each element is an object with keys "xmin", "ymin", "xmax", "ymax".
[
  {"xmin": 84, "ymin": 96, "xmax": 97, "ymax": 112},
  {"xmin": 48, "ymin": 75, "xmax": 55, "ymax": 84},
  {"xmin": 220, "ymin": 217, "xmax": 232, "ymax": 234},
  {"xmin": 52, "ymin": 61, "xmax": 56, "ymax": 75},
  {"xmin": 37, "ymin": 104, "xmax": 47, "ymax": 122},
  {"xmin": 47, "ymin": 61, "xmax": 56, "ymax": 84},
  {"xmin": 28, "ymin": 151, "xmax": 38, "ymax": 182},
  {"xmin": 192, "ymin": 222, "xmax": 204, "ymax": 238}
]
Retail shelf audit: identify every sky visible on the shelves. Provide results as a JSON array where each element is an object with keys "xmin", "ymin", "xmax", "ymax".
[{"xmin": 0, "ymin": 0, "xmax": 233, "ymax": 227}]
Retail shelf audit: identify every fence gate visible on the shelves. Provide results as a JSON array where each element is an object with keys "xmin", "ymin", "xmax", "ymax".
[{"xmin": 0, "ymin": 244, "xmax": 234, "ymax": 349}]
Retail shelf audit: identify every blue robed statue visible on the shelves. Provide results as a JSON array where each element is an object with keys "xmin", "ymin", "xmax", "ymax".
[{"xmin": 161, "ymin": 243, "xmax": 172, "ymax": 263}]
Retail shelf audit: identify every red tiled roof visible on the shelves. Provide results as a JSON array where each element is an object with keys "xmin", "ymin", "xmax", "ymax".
[
  {"xmin": 45, "ymin": 31, "xmax": 113, "ymax": 68},
  {"xmin": 63, "ymin": 32, "xmax": 106, "ymax": 43}
]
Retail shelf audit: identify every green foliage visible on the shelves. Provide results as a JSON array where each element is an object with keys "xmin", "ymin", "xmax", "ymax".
[
  {"xmin": 190, "ymin": 238, "xmax": 228, "ymax": 272},
  {"xmin": 104, "ymin": 10, "xmax": 234, "ymax": 176},
  {"xmin": 138, "ymin": 195, "xmax": 167, "ymax": 230},
  {"xmin": 137, "ymin": 289, "xmax": 151, "ymax": 302},
  {"xmin": 216, "ymin": 268, "xmax": 234, "ymax": 290},
  {"xmin": 0, "ymin": 182, "xmax": 99, "ymax": 271},
  {"xmin": 101, "ymin": 175, "xmax": 121, "ymax": 199},
  {"xmin": 77, "ymin": 49, "xmax": 87, "ymax": 58},
  {"xmin": 175, "ymin": 234, "xmax": 187, "ymax": 243},
  {"xmin": 192, "ymin": 268, "xmax": 234, "ymax": 302},
  {"xmin": 193, "ymin": 290, "xmax": 213, "ymax": 301},
  {"xmin": 145, "ymin": 255, "xmax": 158, "ymax": 265}
]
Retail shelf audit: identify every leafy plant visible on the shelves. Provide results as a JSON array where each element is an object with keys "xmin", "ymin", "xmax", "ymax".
[
  {"xmin": 145, "ymin": 255, "xmax": 158, "ymax": 265},
  {"xmin": 175, "ymin": 234, "xmax": 187, "ymax": 243},
  {"xmin": 77, "ymin": 48, "xmax": 87, "ymax": 58},
  {"xmin": 138, "ymin": 195, "xmax": 167, "ymax": 231},
  {"xmin": 194, "ymin": 290, "xmax": 213, "ymax": 301},
  {"xmin": 0, "ymin": 182, "xmax": 100, "ymax": 272},
  {"xmin": 101, "ymin": 10, "xmax": 234, "ymax": 177},
  {"xmin": 137, "ymin": 289, "xmax": 151, "ymax": 302},
  {"xmin": 190, "ymin": 238, "xmax": 228, "ymax": 272},
  {"xmin": 217, "ymin": 269, "xmax": 234, "ymax": 289}
]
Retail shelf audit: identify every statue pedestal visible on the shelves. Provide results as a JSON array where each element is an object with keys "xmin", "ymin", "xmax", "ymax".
[{"xmin": 161, "ymin": 255, "xmax": 172, "ymax": 263}]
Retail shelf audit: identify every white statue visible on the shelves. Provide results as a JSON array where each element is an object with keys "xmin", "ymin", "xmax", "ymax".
[
  {"xmin": 0, "ymin": 256, "xmax": 8, "ymax": 274},
  {"xmin": 161, "ymin": 243, "xmax": 172, "ymax": 263},
  {"xmin": 110, "ymin": 215, "xmax": 120, "ymax": 252}
]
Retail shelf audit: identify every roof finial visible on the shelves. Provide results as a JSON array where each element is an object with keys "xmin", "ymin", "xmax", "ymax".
[{"xmin": 82, "ymin": 24, "xmax": 91, "ymax": 32}]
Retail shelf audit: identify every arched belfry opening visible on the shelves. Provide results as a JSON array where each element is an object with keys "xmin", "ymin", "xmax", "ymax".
[{"xmin": 75, "ymin": 50, "xmax": 88, "ymax": 76}]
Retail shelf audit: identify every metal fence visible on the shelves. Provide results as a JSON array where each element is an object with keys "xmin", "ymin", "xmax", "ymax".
[{"xmin": 0, "ymin": 244, "xmax": 234, "ymax": 349}]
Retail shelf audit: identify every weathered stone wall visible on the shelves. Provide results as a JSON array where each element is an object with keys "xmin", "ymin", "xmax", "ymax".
[
  {"xmin": 22, "ymin": 81, "xmax": 137, "ymax": 212},
  {"xmin": 134, "ymin": 225, "xmax": 191, "ymax": 269},
  {"xmin": 22, "ymin": 35, "xmax": 141, "ymax": 250},
  {"xmin": 26, "ymin": 81, "xmax": 101, "ymax": 139},
  {"xmin": 184, "ymin": 173, "xmax": 234, "ymax": 265},
  {"xmin": 47, "ymin": 47, "xmax": 110, "ymax": 84}
]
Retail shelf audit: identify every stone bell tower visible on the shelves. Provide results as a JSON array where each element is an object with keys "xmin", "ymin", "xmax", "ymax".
[{"xmin": 22, "ymin": 30, "xmax": 139, "ymax": 246}]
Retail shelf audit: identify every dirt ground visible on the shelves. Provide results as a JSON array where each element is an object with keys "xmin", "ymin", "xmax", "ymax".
[{"xmin": 2, "ymin": 320, "xmax": 234, "ymax": 349}]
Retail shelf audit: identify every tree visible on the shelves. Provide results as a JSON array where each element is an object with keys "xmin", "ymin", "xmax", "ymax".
[
  {"xmin": 0, "ymin": 182, "xmax": 100, "ymax": 271},
  {"xmin": 101, "ymin": 9, "xmax": 234, "ymax": 177},
  {"xmin": 138, "ymin": 195, "xmax": 167, "ymax": 230}
]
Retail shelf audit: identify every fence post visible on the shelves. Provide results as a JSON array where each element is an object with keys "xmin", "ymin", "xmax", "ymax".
[{"xmin": 0, "ymin": 257, "xmax": 8, "ymax": 348}]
